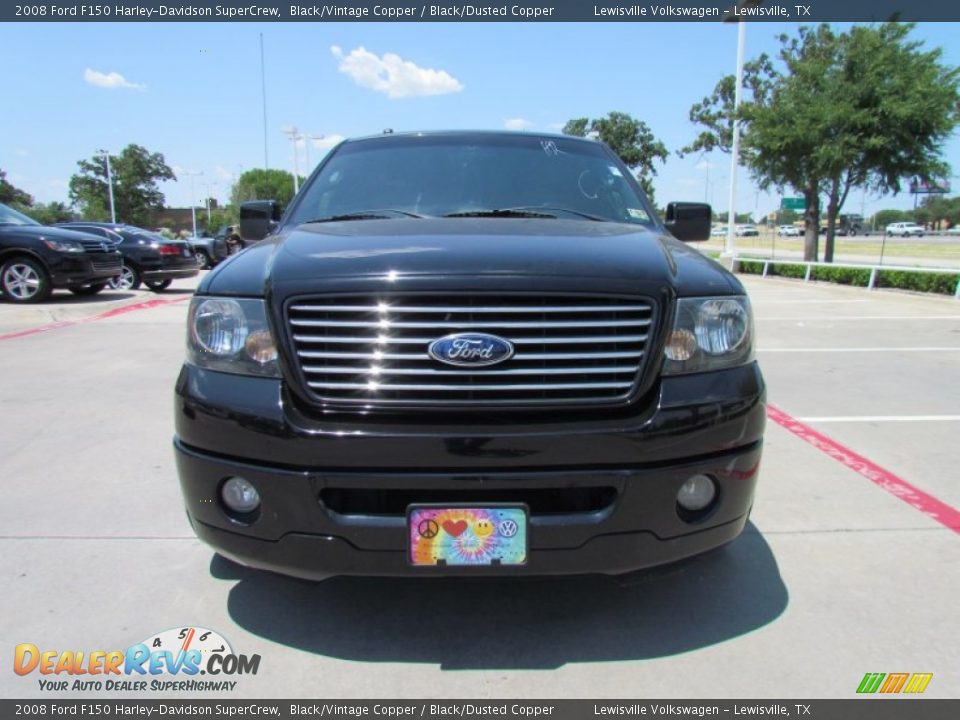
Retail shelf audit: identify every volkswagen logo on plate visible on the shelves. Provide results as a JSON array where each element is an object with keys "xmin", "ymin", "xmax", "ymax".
[{"xmin": 428, "ymin": 333, "xmax": 515, "ymax": 368}]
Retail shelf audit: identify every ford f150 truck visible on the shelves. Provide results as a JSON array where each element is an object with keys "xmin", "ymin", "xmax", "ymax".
[{"xmin": 174, "ymin": 131, "xmax": 765, "ymax": 580}]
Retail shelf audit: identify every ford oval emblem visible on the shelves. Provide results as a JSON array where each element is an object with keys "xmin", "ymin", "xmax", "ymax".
[{"xmin": 428, "ymin": 333, "xmax": 515, "ymax": 367}]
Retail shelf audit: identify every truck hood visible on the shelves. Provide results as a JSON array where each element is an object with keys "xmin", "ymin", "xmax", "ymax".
[{"xmin": 202, "ymin": 218, "xmax": 740, "ymax": 298}]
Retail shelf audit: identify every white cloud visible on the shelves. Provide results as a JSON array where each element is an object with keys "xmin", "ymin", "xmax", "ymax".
[
  {"xmin": 546, "ymin": 122, "xmax": 566, "ymax": 132},
  {"xmin": 695, "ymin": 160, "xmax": 715, "ymax": 171},
  {"xmin": 312, "ymin": 134, "xmax": 344, "ymax": 150},
  {"xmin": 504, "ymin": 118, "xmax": 534, "ymax": 131},
  {"xmin": 330, "ymin": 46, "xmax": 463, "ymax": 99},
  {"xmin": 14, "ymin": 148, "xmax": 29, "ymax": 157},
  {"xmin": 84, "ymin": 68, "xmax": 144, "ymax": 90},
  {"xmin": 214, "ymin": 165, "xmax": 235, "ymax": 182}
]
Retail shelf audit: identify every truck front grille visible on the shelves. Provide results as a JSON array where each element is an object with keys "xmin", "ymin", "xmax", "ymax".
[{"xmin": 285, "ymin": 293, "xmax": 657, "ymax": 408}]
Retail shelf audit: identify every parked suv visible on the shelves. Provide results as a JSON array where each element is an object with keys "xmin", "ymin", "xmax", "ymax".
[
  {"xmin": 56, "ymin": 222, "xmax": 198, "ymax": 290},
  {"xmin": 185, "ymin": 232, "xmax": 230, "ymax": 270},
  {"xmin": 885, "ymin": 222, "xmax": 925, "ymax": 237},
  {"xmin": 0, "ymin": 203, "xmax": 122, "ymax": 303},
  {"xmin": 174, "ymin": 131, "xmax": 765, "ymax": 580}
]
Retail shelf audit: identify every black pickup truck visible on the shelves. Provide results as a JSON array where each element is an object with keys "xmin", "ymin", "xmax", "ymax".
[{"xmin": 174, "ymin": 131, "xmax": 765, "ymax": 580}]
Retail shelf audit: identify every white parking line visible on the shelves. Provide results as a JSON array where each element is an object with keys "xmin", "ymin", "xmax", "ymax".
[
  {"xmin": 758, "ymin": 347, "xmax": 960, "ymax": 353},
  {"xmin": 757, "ymin": 315, "xmax": 960, "ymax": 321},
  {"xmin": 795, "ymin": 415, "xmax": 960, "ymax": 423},
  {"xmin": 749, "ymin": 299, "xmax": 872, "ymax": 304}
]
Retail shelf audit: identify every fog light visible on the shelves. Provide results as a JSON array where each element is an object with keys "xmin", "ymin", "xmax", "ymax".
[
  {"xmin": 221, "ymin": 477, "xmax": 261, "ymax": 514},
  {"xmin": 677, "ymin": 474, "xmax": 716, "ymax": 512}
]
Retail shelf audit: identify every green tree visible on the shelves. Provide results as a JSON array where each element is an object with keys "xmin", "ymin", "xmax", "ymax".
[
  {"xmin": 563, "ymin": 112, "xmax": 668, "ymax": 202},
  {"xmin": 230, "ymin": 169, "xmax": 302, "ymax": 214},
  {"xmin": 69, "ymin": 144, "xmax": 175, "ymax": 226},
  {"xmin": 684, "ymin": 23, "xmax": 960, "ymax": 261},
  {"xmin": 28, "ymin": 202, "xmax": 76, "ymax": 225},
  {"xmin": 0, "ymin": 169, "xmax": 33, "ymax": 207}
]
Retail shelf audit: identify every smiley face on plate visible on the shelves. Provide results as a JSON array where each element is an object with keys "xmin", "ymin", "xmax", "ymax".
[{"xmin": 474, "ymin": 518, "xmax": 494, "ymax": 537}]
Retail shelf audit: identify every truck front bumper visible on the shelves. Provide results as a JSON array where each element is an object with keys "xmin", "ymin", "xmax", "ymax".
[{"xmin": 174, "ymin": 363, "xmax": 765, "ymax": 580}]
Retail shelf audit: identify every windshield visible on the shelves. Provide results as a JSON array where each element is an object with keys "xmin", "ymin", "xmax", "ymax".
[
  {"xmin": 289, "ymin": 135, "xmax": 658, "ymax": 228},
  {"xmin": 0, "ymin": 203, "xmax": 40, "ymax": 226}
]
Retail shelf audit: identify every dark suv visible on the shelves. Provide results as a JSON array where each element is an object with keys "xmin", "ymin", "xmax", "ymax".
[
  {"xmin": 0, "ymin": 203, "xmax": 122, "ymax": 302},
  {"xmin": 56, "ymin": 222, "xmax": 198, "ymax": 291},
  {"xmin": 174, "ymin": 131, "xmax": 765, "ymax": 580}
]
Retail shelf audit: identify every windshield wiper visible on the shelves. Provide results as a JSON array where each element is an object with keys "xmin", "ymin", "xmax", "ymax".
[
  {"xmin": 302, "ymin": 209, "xmax": 427, "ymax": 223},
  {"xmin": 510, "ymin": 206, "xmax": 609, "ymax": 222},
  {"xmin": 443, "ymin": 208, "xmax": 558, "ymax": 219},
  {"xmin": 443, "ymin": 206, "xmax": 609, "ymax": 221}
]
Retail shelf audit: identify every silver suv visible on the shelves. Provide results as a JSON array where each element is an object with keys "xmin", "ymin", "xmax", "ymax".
[{"xmin": 885, "ymin": 222, "xmax": 925, "ymax": 237}]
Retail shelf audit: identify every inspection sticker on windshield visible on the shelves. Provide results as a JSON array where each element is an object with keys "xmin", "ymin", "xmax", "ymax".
[
  {"xmin": 628, "ymin": 208, "xmax": 649, "ymax": 220},
  {"xmin": 408, "ymin": 506, "xmax": 527, "ymax": 566}
]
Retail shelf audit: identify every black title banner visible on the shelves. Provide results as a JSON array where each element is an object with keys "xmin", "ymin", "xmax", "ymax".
[
  {"xmin": 5, "ymin": 0, "xmax": 960, "ymax": 23},
  {"xmin": 1, "ymin": 701, "xmax": 959, "ymax": 719}
]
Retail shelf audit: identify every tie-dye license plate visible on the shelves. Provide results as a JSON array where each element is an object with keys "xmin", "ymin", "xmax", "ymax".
[{"xmin": 408, "ymin": 506, "xmax": 528, "ymax": 566}]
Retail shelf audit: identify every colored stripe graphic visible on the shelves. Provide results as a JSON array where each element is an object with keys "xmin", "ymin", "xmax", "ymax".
[
  {"xmin": 0, "ymin": 295, "xmax": 191, "ymax": 342},
  {"xmin": 857, "ymin": 673, "xmax": 885, "ymax": 694},
  {"xmin": 904, "ymin": 673, "xmax": 934, "ymax": 694},
  {"xmin": 880, "ymin": 673, "xmax": 909, "ymax": 694},
  {"xmin": 767, "ymin": 404, "xmax": 960, "ymax": 534}
]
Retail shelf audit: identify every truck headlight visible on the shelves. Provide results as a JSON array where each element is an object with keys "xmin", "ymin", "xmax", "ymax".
[
  {"xmin": 663, "ymin": 296, "xmax": 754, "ymax": 374},
  {"xmin": 187, "ymin": 297, "xmax": 279, "ymax": 377}
]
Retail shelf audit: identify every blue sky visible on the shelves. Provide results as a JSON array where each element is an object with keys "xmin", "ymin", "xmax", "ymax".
[{"xmin": 2, "ymin": 21, "xmax": 958, "ymax": 220}]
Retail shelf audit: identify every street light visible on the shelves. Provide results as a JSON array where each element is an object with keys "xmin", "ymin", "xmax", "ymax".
[
  {"xmin": 204, "ymin": 181, "xmax": 218, "ymax": 226},
  {"xmin": 303, "ymin": 134, "xmax": 325, "ymax": 173},
  {"xmin": 282, "ymin": 126, "xmax": 302, "ymax": 194},
  {"xmin": 181, "ymin": 169, "xmax": 203, "ymax": 238},
  {"xmin": 99, "ymin": 150, "xmax": 116, "ymax": 224},
  {"xmin": 723, "ymin": 20, "xmax": 747, "ymax": 258}
]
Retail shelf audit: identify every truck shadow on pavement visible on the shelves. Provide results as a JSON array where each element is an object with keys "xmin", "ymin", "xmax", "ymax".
[{"xmin": 214, "ymin": 523, "xmax": 787, "ymax": 670}]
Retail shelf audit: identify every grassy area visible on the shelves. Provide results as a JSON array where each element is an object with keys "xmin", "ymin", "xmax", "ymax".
[{"xmin": 698, "ymin": 232, "xmax": 960, "ymax": 261}]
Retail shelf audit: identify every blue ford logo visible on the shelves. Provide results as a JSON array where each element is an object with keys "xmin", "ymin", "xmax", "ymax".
[{"xmin": 428, "ymin": 333, "xmax": 515, "ymax": 367}]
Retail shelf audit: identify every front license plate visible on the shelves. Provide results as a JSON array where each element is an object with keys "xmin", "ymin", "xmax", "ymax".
[{"xmin": 408, "ymin": 506, "xmax": 527, "ymax": 567}]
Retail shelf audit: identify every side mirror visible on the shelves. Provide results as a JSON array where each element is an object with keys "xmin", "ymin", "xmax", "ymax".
[
  {"xmin": 240, "ymin": 200, "xmax": 281, "ymax": 243},
  {"xmin": 664, "ymin": 202, "xmax": 712, "ymax": 242}
]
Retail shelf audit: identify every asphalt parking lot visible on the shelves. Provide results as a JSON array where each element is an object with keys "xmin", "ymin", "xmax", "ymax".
[{"xmin": 1, "ymin": 274, "xmax": 957, "ymax": 699}]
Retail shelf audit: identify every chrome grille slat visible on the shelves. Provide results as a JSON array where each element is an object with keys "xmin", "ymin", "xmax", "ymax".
[
  {"xmin": 297, "ymin": 350, "xmax": 644, "ymax": 360},
  {"xmin": 306, "ymin": 381, "xmax": 636, "ymax": 392},
  {"xmin": 290, "ymin": 303, "xmax": 652, "ymax": 314},
  {"xmin": 301, "ymin": 365, "xmax": 639, "ymax": 376},
  {"xmin": 286, "ymin": 293, "xmax": 656, "ymax": 407},
  {"xmin": 292, "ymin": 334, "xmax": 649, "ymax": 345},
  {"xmin": 290, "ymin": 318, "xmax": 651, "ymax": 329}
]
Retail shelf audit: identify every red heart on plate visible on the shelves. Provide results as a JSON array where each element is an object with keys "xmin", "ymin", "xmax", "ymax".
[{"xmin": 442, "ymin": 519, "xmax": 468, "ymax": 537}]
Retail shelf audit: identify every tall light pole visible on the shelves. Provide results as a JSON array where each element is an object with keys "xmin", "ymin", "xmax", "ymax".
[
  {"xmin": 204, "ymin": 181, "xmax": 217, "ymax": 226},
  {"xmin": 724, "ymin": 20, "xmax": 747, "ymax": 258},
  {"xmin": 260, "ymin": 33, "xmax": 269, "ymax": 169},
  {"xmin": 182, "ymin": 169, "xmax": 203, "ymax": 238},
  {"xmin": 303, "ymin": 133, "xmax": 325, "ymax": 173},
  {"xmin": 100, "ymin": 150, "xmax": 116, "ymax": 224},
  {"xmin": 283, "ymin": 127, "xmax": 301, "ymax": 194}
]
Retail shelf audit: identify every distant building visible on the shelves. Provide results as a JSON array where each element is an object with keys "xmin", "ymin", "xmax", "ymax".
[{"xmin": 148, "ymin": 199, "xmax": 218, "ymax": 233}]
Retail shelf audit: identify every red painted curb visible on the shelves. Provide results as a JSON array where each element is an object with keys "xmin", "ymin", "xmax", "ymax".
[
  {"xmin": 0, "ymin": 295, "xmax": 191, "ymax": 342},
  {"xmin": 767, "ymin": 404, "xmax": 960, "ymax": 533}
]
